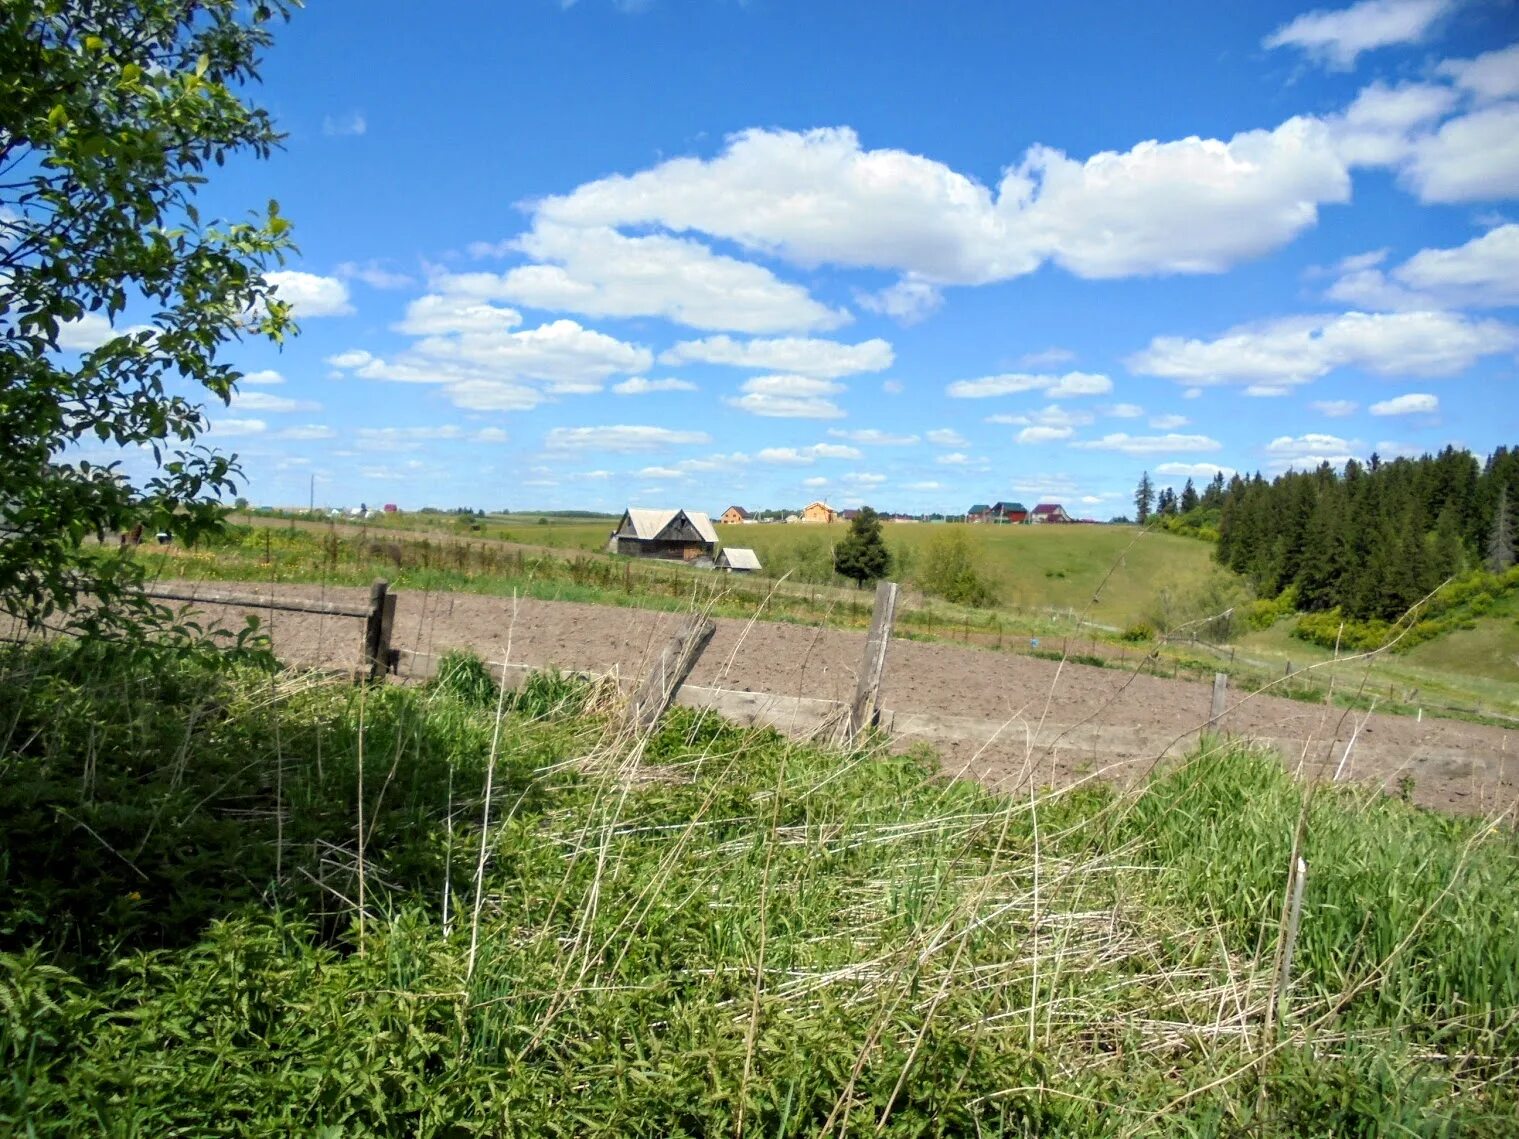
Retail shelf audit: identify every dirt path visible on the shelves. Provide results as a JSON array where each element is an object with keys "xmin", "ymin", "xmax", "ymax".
[{"xmin": 165, "ymin": 581, "xmax": 1519, "ymax": 817}]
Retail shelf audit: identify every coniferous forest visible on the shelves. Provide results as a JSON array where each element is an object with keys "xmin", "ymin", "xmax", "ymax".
[{"xmin": 1154, "ymin": 446, "xmax": 1519, "ymax": 623}]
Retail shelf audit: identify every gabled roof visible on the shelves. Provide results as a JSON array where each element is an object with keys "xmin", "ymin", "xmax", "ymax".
[
  {"xmin": 722, "ymin": 505, "xmax": 750, "ymax": 519},
  {"xmin": 803, "ymin": 500, "xmax": 833, "ymax": 512},
  {"xmin": 991, "ymin": 501, "xmax": 1027, "ymax": 513},
  {"xmin": 720, "ymin": 547, "xmax": 762, "ymax": 570},
  {"xmin": 622, "ymin": 508, "xmax": 719, "ymax": 545},
  {"xmin": 967, "ymin": 504, "xmax": 991, "ymax": 514},
  {"xmin": 1031, "ymin": 503, "xmax": 1064, "ymax": 515}
]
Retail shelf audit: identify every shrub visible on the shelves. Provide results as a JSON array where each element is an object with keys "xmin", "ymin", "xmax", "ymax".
[{"xmin": 916, "ymin": 529, "xmax": 999, "ymax": 608}]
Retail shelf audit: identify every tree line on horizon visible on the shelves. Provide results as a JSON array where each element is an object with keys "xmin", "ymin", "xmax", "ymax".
[{"xmin": 1135, "ymin": 446, "xmax": 1519, "ymax": 623}]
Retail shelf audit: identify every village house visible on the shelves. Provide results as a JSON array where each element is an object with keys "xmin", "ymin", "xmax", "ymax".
[
  {"xmin": 801, "ymin": 501, "xmax": 837, "ymax": 524},
  {"xmin": 968, "ymin": 501, "xmax": 1028, "ymax": 523},
  {"xmin": 1030, "ymin": 502, "xmax": 1072, "ymax": 524},
  {"xmin": 606, "ymin": 508, "xmax": 719, "ymax": 561},
  {"xmin": 716, "ymin": 547, "xmax": 762, "ymax": 573},
  {"xmin": 718, "ymin": 505, "xmax": 750, "ymax": 525}
]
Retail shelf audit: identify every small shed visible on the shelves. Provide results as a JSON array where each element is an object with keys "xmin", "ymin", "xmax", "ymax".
[
  {"xmin": 716, "ymin": 547, "xmax": 762, "ymax": 573},
  {"xmin": 607, "ymin": 508, "xmax": 719, "ymax": 561}
]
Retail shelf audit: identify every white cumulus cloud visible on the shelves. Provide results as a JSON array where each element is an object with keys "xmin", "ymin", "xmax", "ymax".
[
  {"xmin": 480, "ymin": 222, "xmax": 848, "ymax": 333},
  {"xmin": 827, "ymin": 428, "xmax": 920, "ymax": 445},
  {"xmin": 1265, "ymin": 432, "xmax": 1363, "ymax": 470},
  {"xmin": 1071, "ymin": 433, "xmax": 1223, "ymax": 455},
  {"xmin": 534, "ymin": 123, "xmax": 1352, "ymax": 287},
  {"xmin": 230, "ymin": 391, "xmax": 322, "ymax": 413},
  {"xmin": 1437, "ymin": 43, "xmax": 1519, "ymax": 103},
  {"xmin": 544, "ymin": 425, "xmax": 711, "ymax": 452},
  {"xmin": 264, "ymin": 271, "xmax": 354, "ymax": 317},
  {"xmin": 1369, "ymin": 392, "xmax": 1438, "ymax": 415},
  {"xmin": 925, "ymin": 428, "xmax": 969, "ymax": 446},
  {"xmin": 205, "ymin": 418, "xmax": 267, "ymax": 438},
  {"xmin": 756, "ymin": 443, "xmax": 862, "ymax": 464},
  {"xmin": 1017, "ymin": 426, "xmax": 1073, "ymax": 443},
  {"xmin": 1263, "ymin": 0, "xmax": 1453, "ymax": 69},
  {"xmin": 613, "ymin": 376, "xmax": 699, "ymax": 395},
  {"xmin": 1155, "ymin": 462, "xmax": 1236, "ymax": 478},
  {"xmin": 947, "ymin": 371, "xmax": 1112, "ymax": 399},
  {"xmin": 1129, "ymin": 309, "xmax": 1517, "ymax": 388},
  {"xmin": 726, "ymin": 374, "xmax": 846, "ymax": 419},
  {"xmin": 1330, "ymin": 224, "xmax": 1519, "ymax": 310},
  {"xmin": 660, "ymin": 334, "xmax": 892, "ymax": 376},
  {"xmin": 1312, "ymin": 399, "xmax": 1359, "ymax": 416}
]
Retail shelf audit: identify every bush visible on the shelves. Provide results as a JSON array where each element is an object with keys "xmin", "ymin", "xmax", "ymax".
[
  {"xmin": 915, "ymin": 529, "xmax": 999, "ymax": 608},
  {"xmin": 1291, "ymin": 567, "xmax": 1519, "ymax": 652},
  {"xmin": 1120, "ymin": 622, "xmax": 1156, "ymax": 643},
  {"xmin": 1145, "ymin": 571, "xmax": 1252, "ymax": 642}
]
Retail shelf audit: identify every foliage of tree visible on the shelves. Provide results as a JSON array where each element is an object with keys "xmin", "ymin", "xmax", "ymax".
[
  {"xmin": 0, "ymin": 0, "xmax": 297, "ymax": 628},
  {"xmin": 916, "ymin": 527, "xmax": 998, "ymax": 608},
  {"xmin": 1179, "ymin": 478, "xmax": 1199, "ymax": 513},
  {"xmin": 832, "ymin": 506, "xmax": 891, "ymax": 587},
  {"xmin": 1134, "ymin": 471, "xmax": 1154, "ymax": 524},
  {"xmin": 1210, "ymin": 445, "xmax": 1518, "ymax": 621}
]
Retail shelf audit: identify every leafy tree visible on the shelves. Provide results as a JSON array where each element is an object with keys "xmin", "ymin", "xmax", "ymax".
[
  {"xmin": 1, "ymin": 0, "xmax": 297, "ymax": 628},
  {"xmin": 832, "ymin": 506, "xmax": 891, "ymax": 587},
  {"xmin": 1134, "ymin": 471, "xmax": 1154, "ymax": 524},
  {"xmin": 917, "ymin": 527, "xmax": 997, "ymax": 607}
]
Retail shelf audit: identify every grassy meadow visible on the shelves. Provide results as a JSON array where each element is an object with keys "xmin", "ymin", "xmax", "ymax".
[
  {"xmin": 713, "ymin": 521, "xmax": 1223, "ymax": 627},
  {"xmin": 287, "ymin": 510, "xmax": 1225, "ymax": 628},
  {"xmin": 3, "ymin": 637, "xmax": 1517, "ymax": 1135}
]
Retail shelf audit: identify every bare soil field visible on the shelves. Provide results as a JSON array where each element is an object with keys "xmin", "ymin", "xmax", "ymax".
[{"xmin": 160, "ymin": 581, "xmax": 1519, "ymax": 816}]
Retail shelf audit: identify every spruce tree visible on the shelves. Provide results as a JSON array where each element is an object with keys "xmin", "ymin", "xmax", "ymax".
[
  {"xmin": 1134, "ymin": 472, "xmax": 1154, "ymax": 523},
  {"xmin": 833, "ymin": 506, "xmax": 891, "ymax": 587},
  {"xmin": 1489, "ymin": 486, "xmax": 1515, "ymax": 572},
  {"xmin": 1180, "ymin": 478, "xmax": 1199, "ymax": 513}
]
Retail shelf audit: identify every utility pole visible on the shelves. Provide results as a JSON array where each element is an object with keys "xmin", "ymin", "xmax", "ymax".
[{"xmin": 309, "ymin": 473, "xmax": 315, "ymax": 514}]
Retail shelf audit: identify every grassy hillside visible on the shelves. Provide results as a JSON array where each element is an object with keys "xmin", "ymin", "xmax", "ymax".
[
  {"xmin": 3, "ymin": 641, "xmax": 1516, "ymax": 1134},
  {"xmin": 235, "ymin": 513, "xmax": 1225, "ymax": 629},
  {"xmin": 718, "ymin": 522, "xmax": 1223, "ymax": 626},
  {"xmin": 1402, "ymin": 591, "xmax": 1519, "ymax": 681}
]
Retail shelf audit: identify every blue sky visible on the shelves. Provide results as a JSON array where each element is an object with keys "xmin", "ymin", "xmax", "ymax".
[{"xmin": 94, "ymin": 0, "xmax": 1519, "ymax": 514}]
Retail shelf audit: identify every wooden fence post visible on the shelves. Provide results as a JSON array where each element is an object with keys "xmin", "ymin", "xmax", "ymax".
[
  {"xmin": 628, "ymin": 613, "xmax": 716, "ymax": 730},
  {"xmin": 847, "ymin": 581, "xmax": 899, "ymax": 741},
  {"xmin": 1209, "ymin": 672, "xmax": 1228, "ymax": 732},
  {"xmin": 363, "ymin": 579, "xmax": 395, "ymax": 681}
]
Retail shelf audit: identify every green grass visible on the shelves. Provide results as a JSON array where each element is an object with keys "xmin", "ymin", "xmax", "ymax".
[
  {"xmin": 282, "ymin": 511, "xmax": 1222, "ymax": 629},
  {"xmin": 3, "ymin": 638, "xmax": 1516, "ymax": 1135},
  {"xmin": 1237, "ymin": 613, "xmax": 1519, "ymax": 719},
  {"xmin": 1402, "ymin": 591, "xmax": 1519, "ymax": 681},
  {"xmin": 717, "ymin": 522, "xmax": 1223, "ymax": 627}
]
